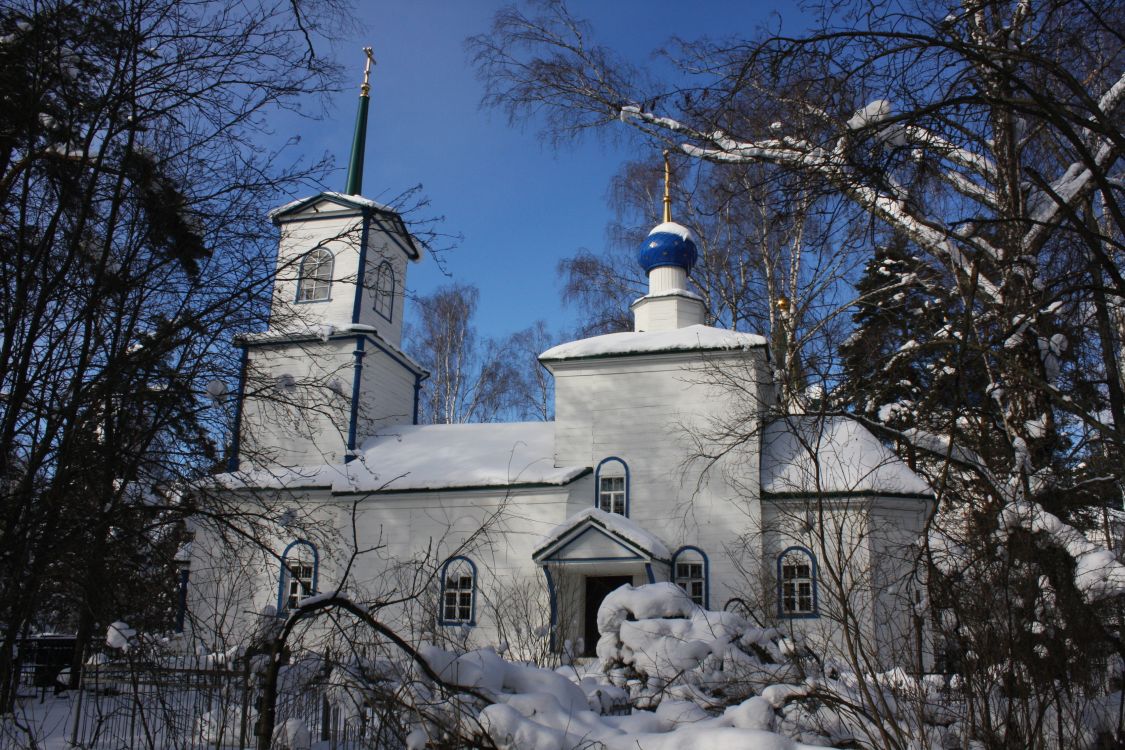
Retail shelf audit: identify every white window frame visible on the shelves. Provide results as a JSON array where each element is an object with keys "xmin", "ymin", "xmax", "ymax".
[
  {"xmin": 279, "ymin": 540, "xmax": 317, "ymax": 613},
  {"xmin": 779, "ymin": 549, "xmax": 816, "ymax": 617},
  {"xmin": 598, "ymin": 475, "xmax": 626, "ymax": 515},
  {"xmin": 285, "ymin": 560, "xmax": 315, "ymax": 610},
  {"xmin": 296, "ymin": 247, "xmax": 333, "ymax": 302},
  {"xmin": 440, "ymin": 557, "xmax": 476, "ymax": 625},
  {"xmin": 672, "ymin": 546, "xmax": 708, "ymax": 607},
  {"xmin": 594, "ymin": 457, "xmax": 629, "ymax": 516}
]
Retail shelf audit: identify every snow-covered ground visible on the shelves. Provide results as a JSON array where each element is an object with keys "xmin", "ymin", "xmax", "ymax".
[{"xmin": 6, "ymin": 583, "xmax": 1124, "ymax": 749}]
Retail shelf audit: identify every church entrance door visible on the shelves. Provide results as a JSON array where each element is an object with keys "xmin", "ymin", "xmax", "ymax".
[{"xmin": 584, "ymin": 575, "xmax": 633, "ymax": 656}]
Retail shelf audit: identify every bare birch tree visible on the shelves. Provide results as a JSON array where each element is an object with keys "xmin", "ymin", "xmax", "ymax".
[{"xmin": 471, "ymin": 0, "xmax": 1125, "ymax": 744}]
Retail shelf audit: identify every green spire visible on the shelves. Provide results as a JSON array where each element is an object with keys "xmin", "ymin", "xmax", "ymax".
[{"xmin": 345, "ymin": 47, "xmax": 375, "ymax": 196}]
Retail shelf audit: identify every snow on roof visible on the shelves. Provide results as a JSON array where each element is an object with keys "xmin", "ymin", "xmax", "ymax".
[
  {"xmin": 534, "ymin": 507, "xmax": 670, "ymax": 560},
  {"xmin": 224, "ymin": 422, "xmax": 588, "ymax": 494},
  {"xmin": 267, "ymin": 193, "xmax": 421, "ymax": 260},
  {"xmin": 539, "ymin": 324, "xmax": 767, "ymax": 362},
  {"xmin": 235, "ymin": 321, "xmax": 425, "ymax": 373},
  {"xmin": 268, "ymin": 191, "xmax": 397, "ymax": 219},
  {"xmin": 761, "ymin": 415, "xmax": 932, "ymax": 497}
]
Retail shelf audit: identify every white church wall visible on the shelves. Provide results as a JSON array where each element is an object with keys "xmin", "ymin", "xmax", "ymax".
[
  {"xmin": 273, "ymin": 215, "xmax": 365, "ymax": 329},
  {"xmin": 239, "ymin": 338, "xmax": 357, "ymax": 467},
  {"xmin": 868, "ymin": 498, "xmax": 932, "ymax": 668},
  {"xmin": 355, "ymin": 227, "xmax": 412, "ymax": 348},
  {"xmin": 551, "ymin": 348, "xmax": 772, "ymax": 611},
  {"xmin": 760, "ymin": 498, "xmax": 866, "ymax": 660},
  {"xmin": 316, "ymin": 484, "xmax": 575, "ymax": 649},
  {"xmin": 631, "ymin": 292, "xmax": 706, "ymax": 332},
  {"xmin": 760, "ymin": 495, "xmax": 931, "ymax": 668},
  {"xmin": 270, "ymin": 210, "xmax": 414, "ymax": 349},
  {"xmin": 186, "ymin": 491, "xmax": 344, "ymax": 650},
  {"xmin": 355, "ymin": 339, "xmax": 418, "ymax": 435}
]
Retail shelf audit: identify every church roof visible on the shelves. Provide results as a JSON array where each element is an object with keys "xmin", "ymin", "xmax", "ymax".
[
  {"xmin": 539, "ymin": 325, "xmax": 767, "ymax": 363},
  {"xmin": 268, "ymin": 191, "xmax": 398, "ymax": 220},
  {"xmin": 760, "ymin": 415, "xmax": 932, "ymax": 498},
  {"xmin": 233, "ymin": 322, "xmax": 426, "ymax": 374},
  {"xmin": 267, "ymin": 192, "xmax": 421, "ymax": 260},
  {"xmin": 222, "ymin": 422, "xmax": 589, "ymax": 494}
]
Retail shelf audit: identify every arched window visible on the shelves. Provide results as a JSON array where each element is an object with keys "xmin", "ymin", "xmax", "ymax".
[
  {"xmin": 278, "ymin": 540, "xmax": 318, "ymax": 613},
  {"xmin": 296, "ymin": 247, "xmax": 333, "ymax": 302},
  {"xmin": 439, "ymin": 557, "xmax": 477, "ymax": 626},
  {"xmin": 594, "ymin": 457, "xmax": 629, "ymax": 516},
  {"xmin": 373, "ymin": 261, "xmax": 395, "ymax": 320},
  {"xmin": 777, "ymin": 547, "xmax": 817, "ymax": 618},
  {"xmin": 672, "ymin": 546, "xmax": 708, "ymax": 607}
]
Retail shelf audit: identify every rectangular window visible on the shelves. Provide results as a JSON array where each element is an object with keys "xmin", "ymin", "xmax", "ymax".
[
  {"xmin": 675, "ymin": 562, "xmax": 705, "ymax": 605},
  {"xmin": 781, "ymin": 560, "xmax": 814, "ymax": 615},
  {"xmin": 598, "ymin": 476, "xmax": 626, "ymax": 515},
  {"xmin": 443, "ymin": 575, "xmax": 473, "ymax": 623},
  {"xmin": 286, "ymin": 563, "xmax": 314, "ymax": 610}
]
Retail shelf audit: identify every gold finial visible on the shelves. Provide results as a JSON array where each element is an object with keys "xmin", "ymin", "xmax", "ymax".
[
  {"xmin": 360, "ymin": 47, "xmax": 375, "ymax": 97},
  {"xmin": 662, "ymin": 149, "xmax": 672, "ymax": 223},
  {"xmin": 777, "ymin": 296, "xmax": 790, "ymax": 312}
]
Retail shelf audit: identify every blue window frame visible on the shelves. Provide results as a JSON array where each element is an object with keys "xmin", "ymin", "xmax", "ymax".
[
  {"xmin": 296, "ymin": 247, "xmax": 333, "ymax": 302},
  {"xmin": 594, "ymin": 457, "xmax": 629, "ymax": 516},
  {"xmin": 439, "ymin": 556, "xmax": 477, "ymax": 626},
  {"xmin": 278, "ymin": 540, "xmax": 318, "ymax": 614},
  {"xmin": 373, "ymin": 261, "xmax": 395, "ymax": 320},
  {"xmin": 672, "ymin": 546, "xmax": 709, "ymax": 608},
  {"xmin": 777, "ymin": 547, "xmax": 818, "ymax": 618}
]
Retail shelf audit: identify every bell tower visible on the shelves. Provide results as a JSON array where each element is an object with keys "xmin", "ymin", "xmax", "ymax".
[{"xmin": 229, "ymin": 48, "xmax": 426, "ymax": 471}]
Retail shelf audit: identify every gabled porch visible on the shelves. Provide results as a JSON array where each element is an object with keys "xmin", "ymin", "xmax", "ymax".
[{"xmin": 533, "ymin": 508, "xmax": 670, "ymax": 656}]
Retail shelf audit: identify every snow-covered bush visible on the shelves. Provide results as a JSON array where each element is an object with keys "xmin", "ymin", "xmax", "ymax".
[
  {"xmin": 105, "ymin": 621, "xmax": 136, "ymax": 651},
  {"xmin": 271, "ymin": 718, "xmax": 311, "ymax": 750},
  {"xmin": 595, "ymin": 583, "xmax": 798, "ymax": 709}
]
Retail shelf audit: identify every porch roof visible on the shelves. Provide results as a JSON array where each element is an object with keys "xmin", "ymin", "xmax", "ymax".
[{"xmin": 532, "ymin": 508, "xmax": 670, "ymax": 565}]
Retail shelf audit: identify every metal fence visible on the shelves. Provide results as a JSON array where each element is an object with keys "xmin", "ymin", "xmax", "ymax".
[
  {"xmin": 2, "ymin": 659, "xmax": 403, "ymax": 750},
  {"xmin": 3, "ymin": 652, "xmax": 623, "ymax": 749}
]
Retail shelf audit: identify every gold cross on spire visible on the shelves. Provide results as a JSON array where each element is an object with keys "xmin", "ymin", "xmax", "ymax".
[{"xmin": 360, "ymin": 46, "xmax": 375, "ymax": 97}]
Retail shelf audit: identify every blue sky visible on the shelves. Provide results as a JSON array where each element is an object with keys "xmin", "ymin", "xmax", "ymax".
[{"xmin": 286, "ymin": 1, "xmax": 807, "ymax": 342}]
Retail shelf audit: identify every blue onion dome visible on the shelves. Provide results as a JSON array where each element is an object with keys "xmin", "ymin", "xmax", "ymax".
[{"xmin": 637, "ymin": 221, "xmax": 698, "ymax": 274}]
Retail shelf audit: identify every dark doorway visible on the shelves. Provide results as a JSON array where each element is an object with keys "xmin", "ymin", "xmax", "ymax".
[{"xmin": 584, "ymin": 575, "xmax": 633, "ymax": 656}]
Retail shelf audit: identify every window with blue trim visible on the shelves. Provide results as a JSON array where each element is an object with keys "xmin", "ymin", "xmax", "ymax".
[
  {"xmin": 280, "ymin": 541, "xmax": 317, "ymax": 612},
  {"xmin": 779, "ymin": 548, "xmax": 816, "ymax": 616},
  {"xmin": 595, "ymin": 458, "xmax": 628, "ymax": 516},
  {"xmin": 672, "ymin": 547, "xmax": 708, "ymax": 607},
  {"xmin": 373, "ymin": 261, "xmax": 395, "ymax": 320},
  {"xmin": 440, "ymin": 557, "xmax": 476, "ymax": 625},
  {"xmin": 296, "ymin": 247, "xmax": 333, "ymax": 302}
]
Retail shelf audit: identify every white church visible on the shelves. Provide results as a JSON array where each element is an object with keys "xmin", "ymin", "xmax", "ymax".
[{"xmin": 189, "ymin": 62, "xmax": 934, "ymax": 665}]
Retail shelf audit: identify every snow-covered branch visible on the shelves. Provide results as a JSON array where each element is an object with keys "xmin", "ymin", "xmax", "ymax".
[
  {"xmin": 622, "ymin": 105, "xmax": 1005, "ymax": 303},
  {"xmin": 1021, "ymin": 68, "xmax": 1125, "ymax": 252},
  {"xmin": 862, "ymin": 416, "xmax": 1125, "ymax": 603},
  {"xmin": 901, "ymin": 125, "xmax": 998, "ymax": 182}
]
